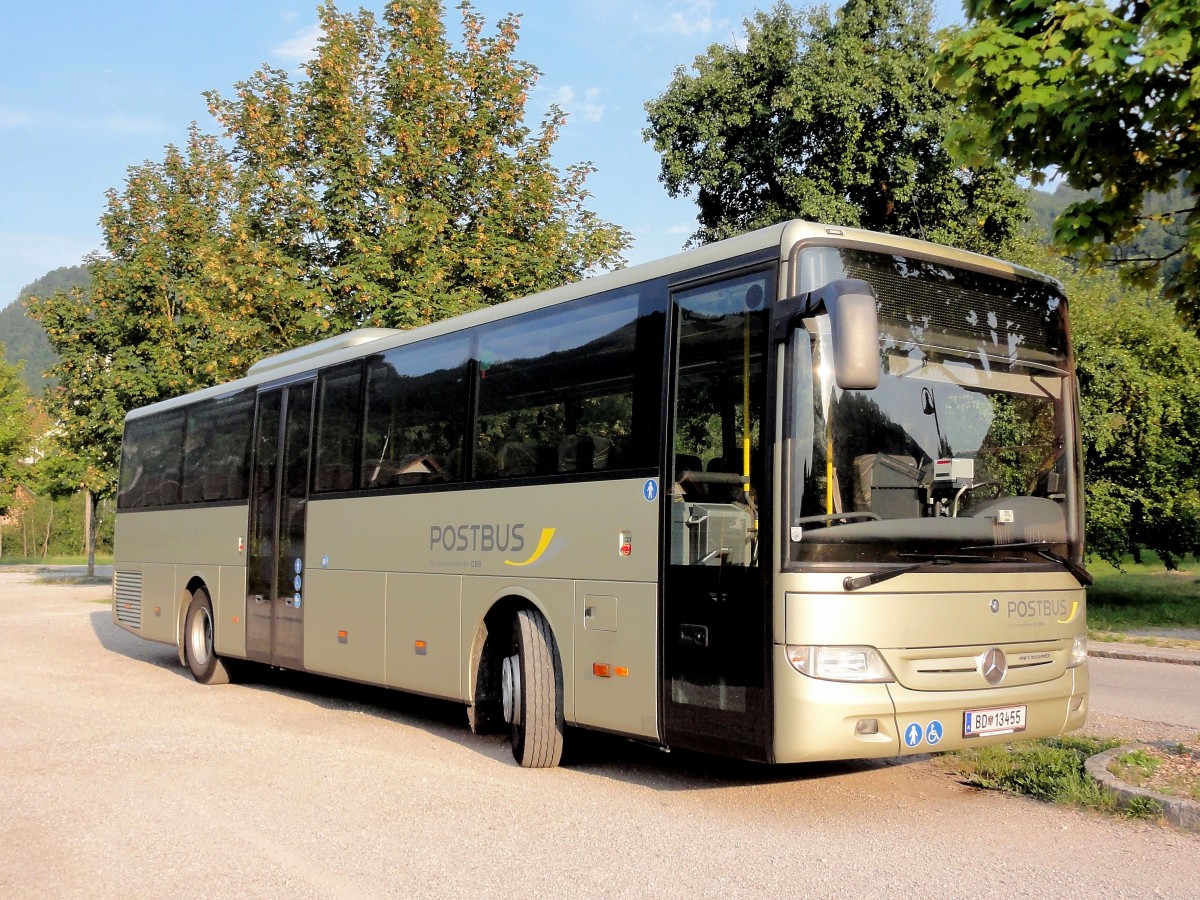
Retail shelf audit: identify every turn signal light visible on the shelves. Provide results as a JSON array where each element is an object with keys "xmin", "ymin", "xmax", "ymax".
[{"xmin": 593, "ymin": 663, "xmax": 611, "ymax": 677}]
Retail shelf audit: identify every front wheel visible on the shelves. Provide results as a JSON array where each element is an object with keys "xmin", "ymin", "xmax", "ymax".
[
  {"xmin": 184, "ymin": 588, "xmax": 232, "ymax": 685},
  {"xmin": 503, "ymin": 608, "xmax": 564, "ymax": 768}
]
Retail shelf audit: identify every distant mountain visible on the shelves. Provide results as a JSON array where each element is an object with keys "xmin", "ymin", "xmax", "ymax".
[
  {"xmin": 1026, "ymin": 179, "xmax": 1188, "ymax": 283},
  {"xmin": 0, "ymin": 265, "xmax": 90, "ymax": 394}
]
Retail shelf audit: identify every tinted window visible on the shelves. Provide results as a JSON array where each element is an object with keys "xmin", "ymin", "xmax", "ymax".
[
  {"xmin": 117, "ymin": 409, "xmax": 186, "ymax": 509},
  {"xmin": 314, "ymin": 362, "xmax": 364, "ymax": 493},
  {"xmin": 362, "ymin": 335, "xmax": 470, "ymax": 489},
  {"xmin": 180, "ymin": 390, "xmax": 255, "ymax": 503},
  {"xmin": 473, "ymin": 289, "xmax": 646, "ymax": 480}
]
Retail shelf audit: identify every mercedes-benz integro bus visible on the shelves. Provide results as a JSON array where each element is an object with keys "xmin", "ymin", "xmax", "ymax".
[{"xmin": 112, "ymin": 220, "xmax": 1089, "ymax": 767}]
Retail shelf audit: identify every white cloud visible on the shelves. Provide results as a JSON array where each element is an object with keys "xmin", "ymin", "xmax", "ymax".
[
  {"xmin": 0, "ymin": 104, "xmax": 167, "ymax": 137},
  {"xmin": 614, "ymin": 1, "xmax": 727, "ymax": 38},
  {"xmin": 0, "ymin": 105, "xmax": 31, "ymax": 128},
  {"xmin": 272, "ymin": 23, "xmax": 324, "ymax": 64},
  {"xmin": 549, "ymin": 85, "xmax": 606, "ymax": 124}
]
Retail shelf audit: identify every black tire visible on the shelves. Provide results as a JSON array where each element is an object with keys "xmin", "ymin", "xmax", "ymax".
[
  {"xmin": 184, "ymin": 588, "xmax": 232, "ymax": 685},
  {"xmin": 508, "ymin": 608, "xmax": 564, "ymax": 768}
]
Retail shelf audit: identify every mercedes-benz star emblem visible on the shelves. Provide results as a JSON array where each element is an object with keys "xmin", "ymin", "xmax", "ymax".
[
  {"xmin": 990, "ymin": 599, "xmax": 1000, "ymax": 613},
  {"xmin": 980, "ymin": 647, "xmax": 1008, "ymax": 685}
]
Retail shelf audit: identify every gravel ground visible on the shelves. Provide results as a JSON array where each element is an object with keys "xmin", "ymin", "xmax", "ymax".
[{"xmin": 1, "ymin": 573, "xmax": 1197, "ymax": 899}]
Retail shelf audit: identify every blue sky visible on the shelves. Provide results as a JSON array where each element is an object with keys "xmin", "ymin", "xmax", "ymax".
[{"xmin": 0, "ymin": 1, "xmax": 965, "ymax": 309}]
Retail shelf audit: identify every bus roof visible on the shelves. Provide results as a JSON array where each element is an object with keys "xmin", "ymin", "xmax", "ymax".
[{"xmin": 125, "ymin": 220, "xmax": 1060, "ymax": 421}]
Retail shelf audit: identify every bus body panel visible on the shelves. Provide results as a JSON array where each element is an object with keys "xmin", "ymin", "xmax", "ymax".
[
  {"xmin": 771, "ymin": 650, "xmax": 1087, "ymax": 763},
  {"xmin": 774, "ymin": 572, "xmax": 1083, "ymax": 646},
  {"xmin": 573, "ymin": 580, "xmax": 659, "ymax": 739},
  {"xmin": 113, "ymin": 505, "xmax": 249, "ymax": 647},
  {"xmin": 303, "ymin": 568, "xmax": 388, "ymax": 685},
  {"xmin": 385, "ymin": 573, "xmax": 463, "ymax": 699},
  {"xmin": 303, "ymin": 479, "xmax": 660, "ymax": 583},
  {"xmin": 215, "ymin": 565, "xmax": 247, "ymax": 658}
]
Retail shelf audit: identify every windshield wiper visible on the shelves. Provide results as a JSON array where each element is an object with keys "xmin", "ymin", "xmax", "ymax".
[
  {"xmin": 843, "ymin": 552, "xmax": 1025, "ymax": 592},
  {"xmin": 963, "ymin": 541, "xmax": 1093, "ymax": 587}
]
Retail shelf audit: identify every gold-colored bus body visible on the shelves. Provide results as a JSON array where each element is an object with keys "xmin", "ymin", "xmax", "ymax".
[
  {"xmin": 112, "ymin": 219, "xmax": 1083, "ymax": 762},
  {"xmin": 771, "ymin": 571, "xmax": 1087, "ymax": 762}
]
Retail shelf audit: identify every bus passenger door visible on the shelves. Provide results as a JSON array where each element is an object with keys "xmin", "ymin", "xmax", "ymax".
[
  {"xmin": 662, "ymin": 267, "xmax": 773, "ymax": 760},
  {"xmin": 246, "ymin": 381, "xmax": 314, "ymax": 670}
]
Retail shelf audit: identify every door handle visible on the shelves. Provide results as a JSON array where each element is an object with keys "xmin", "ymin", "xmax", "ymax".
[{"xmin": 252, "ymin": 594, "xmax": 264, "ymax": 605}]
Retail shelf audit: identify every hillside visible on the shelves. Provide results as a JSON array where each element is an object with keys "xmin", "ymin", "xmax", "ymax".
[
  {"xmin": 1027, "ymin": 180, "xmax": 1188, "ymax": 282},
  {"xmin": 0, "ymin": 265, "xmax": 90, "ymax": 395}
]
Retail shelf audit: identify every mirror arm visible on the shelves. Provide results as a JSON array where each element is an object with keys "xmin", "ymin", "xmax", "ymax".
[{"xmin": 771, "ymin": 278, "xmax": 880, "ymax": 390}]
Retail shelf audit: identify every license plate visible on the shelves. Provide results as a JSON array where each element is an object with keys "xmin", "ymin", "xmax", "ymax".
[{"xmin": 963, "ymin": 704, "xmax": 1027, "ymax": 738}]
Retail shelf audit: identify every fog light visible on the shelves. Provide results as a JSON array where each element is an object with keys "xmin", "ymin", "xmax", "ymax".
[{"xmin": 855, "ymin": 718, "xmax": 879, "ymax": 736}]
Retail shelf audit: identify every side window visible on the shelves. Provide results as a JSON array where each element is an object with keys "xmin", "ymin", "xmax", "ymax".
[
  {"xmin": 314, "ymin": 362, "xmax": 364, "ymax": 493},
  {"xmin": 670, "ymin": 270, "xmax": 771, "ymax": 566},
  {"xmin": 118, "ymin": 409, "xmax": 186, "ymax": 509},
  {"xmin": 361, "ymin": 336, "xmax": 470, "ymax": 489},
  {"xmin": 181, "ymin": 390, "xmax": 255, "ymax": 503},
  {"xmin": 472, "ymin": 289, "xmax": 644, "ymax": 480}
]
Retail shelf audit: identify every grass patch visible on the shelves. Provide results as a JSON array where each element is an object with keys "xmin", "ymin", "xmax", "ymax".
[
  {"xmin": 1086, "ymin": 552, "xmax": 1200, "ymax": 632},
  {"xmin": 1109, "ymin": 742, "xmax": 1200, "ymax": 804},
  {"xmin": 0, "ymin": 554, "xmax": 113, "ymax": 567},
  {"xmin": 1110, "ymin": 748, "xmax": 1161, "ymax": 782},
  {"xmin": 945, "ymin": 736, "xmax": 1163, "ymax": 817}
]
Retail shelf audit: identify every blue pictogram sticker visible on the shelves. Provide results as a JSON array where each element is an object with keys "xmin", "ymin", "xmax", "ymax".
[
  {"xmin": 904, "ymin": 722, "xmax": 923, "ymax": 748},
  {"xmin": 925, "ymin": 720, "xmax": 943, "ymax": 746},
  {"xmin": 643, "ymin": 479, "xmax": 659, "ymax": 502}
]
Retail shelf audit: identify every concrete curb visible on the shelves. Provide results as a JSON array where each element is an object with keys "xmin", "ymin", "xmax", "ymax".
[
  {"xmin": 1089, "ymin": 644, "xmax": 1200, "ymax": 667},
  {"xmin": 1086, "ymin": 745, "xmax": 1200, "ymax": 832}
]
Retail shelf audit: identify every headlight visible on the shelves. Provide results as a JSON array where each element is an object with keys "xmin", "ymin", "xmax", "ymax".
[
  {"xmin": 786, "ymin": 645, "xmax": 895, "ymax": 682},
  {"xmin": 1067, "ymin": 634, "xmax": 1087, "ymax": 668}
]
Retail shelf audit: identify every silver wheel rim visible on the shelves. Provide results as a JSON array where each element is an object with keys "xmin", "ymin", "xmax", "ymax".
[
  {"xmin": 501, "ymin": 654, "xmax": 520, "ymax": 725},
  {"xmin": 189, "ymin": 606, "xmax": 213, "ymax": 667}
]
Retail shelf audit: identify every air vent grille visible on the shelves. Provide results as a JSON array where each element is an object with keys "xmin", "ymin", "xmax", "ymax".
[{"xmin": 114, "ymin": 571, "xmax": 143, "ymax": 628}]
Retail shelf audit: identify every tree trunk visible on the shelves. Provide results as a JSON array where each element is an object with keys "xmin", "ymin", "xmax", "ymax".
[
  {"xmin": 85, "ymin": 490, "xmax": 95, "ymax": 578},
  {"xmin": 41, "ymin": 503, "xmax": 54, "ymax": 558}
]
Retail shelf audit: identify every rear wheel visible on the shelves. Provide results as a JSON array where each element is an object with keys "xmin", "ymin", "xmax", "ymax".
[
  {"xmin": 184, "ymin": 588, "xmax": 232, "ymax": 685},
  {"xmin": 503, "ymin": 608, "xmax": 564, "ymax": 768}
]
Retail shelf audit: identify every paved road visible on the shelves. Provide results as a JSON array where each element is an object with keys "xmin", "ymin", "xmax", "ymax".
[
  {"xmin": 1088, "ymin": 655, "xmax": 1200, "ymax": 734},
  {"xmin": 0, "ymin": 574, "xmax": 1196, "ymax": 898}
]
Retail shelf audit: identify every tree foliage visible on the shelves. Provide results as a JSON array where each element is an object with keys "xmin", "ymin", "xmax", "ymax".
[
  {"xmin": 206, "ymin": 0, "xmax": 627, "ymax": 331},
  {"xmin": 29, "ymin": 0, "xmax": 627, "ymax": 501},
  {"xmin": 644, "ymin": 0, "xmax": 1029, "ymax": 253},
  {"xmin": 936, "ymin": 1, "xmax": 1200, "ymax": 324},
  {"xmin": 1013, "ymin": 243, "xmax": 1200, "ymax": 567},
  {"xmin": 0, "ymin": 348, "xmax": 35, "ymax": 517}
]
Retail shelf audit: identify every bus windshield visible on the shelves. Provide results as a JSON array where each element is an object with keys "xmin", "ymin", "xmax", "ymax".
[{"xmin": 786, "ymin": 248, "xmax": 1081, "ymax": 567}]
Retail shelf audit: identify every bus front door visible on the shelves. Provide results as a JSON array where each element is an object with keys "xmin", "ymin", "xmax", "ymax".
[
  {"xmin": 662, "ymin": 268, "xmax": 772, "ymax": 761},
  {"xmin": 246, "ymin": 381, "xmax": 314, "ymax": 670}
]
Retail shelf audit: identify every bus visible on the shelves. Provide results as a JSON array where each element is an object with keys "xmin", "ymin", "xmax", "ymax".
[{"xmin": 112, "ymin": 220, "xmax": 1089, "ymax": 768}]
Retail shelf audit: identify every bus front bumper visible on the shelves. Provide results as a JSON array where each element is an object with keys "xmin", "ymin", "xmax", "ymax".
[{"xmin": 771, "ymin": 647, "xmax": 1089, "ymax": 764}]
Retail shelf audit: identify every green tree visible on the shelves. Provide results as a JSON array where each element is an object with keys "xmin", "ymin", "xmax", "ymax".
[
  {"xmin": 207, "ymin": 0, "xmax": 627, "ymax": 331},
  {"xmin": 644, "ymin": 0, "xmax": 1029, "ymax": 253},
  {"xmin": 936, "ymin": 1, "xmax": 1200, "ymax": 323},
  {"xmin": 30, "ymin": 0, "xmax": 627, "ymax": 569},
  {"xmin": 0, "ymin": 349, "xmax": 35, "ymax": 556},
  {"xmin": 1012, "ymin": 243, "xmax": 1200, "ymax": 567}
]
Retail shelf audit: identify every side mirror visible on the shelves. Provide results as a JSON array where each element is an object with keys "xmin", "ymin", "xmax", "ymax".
[{"xmin": 772, "ymin": 278, "xmax": 880, "ymax": 390}]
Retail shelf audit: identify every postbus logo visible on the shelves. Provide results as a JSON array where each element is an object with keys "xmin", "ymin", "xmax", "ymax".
[{"xmin": 428, "ymin": 523, "xmax": 557, "ymax": 567}]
